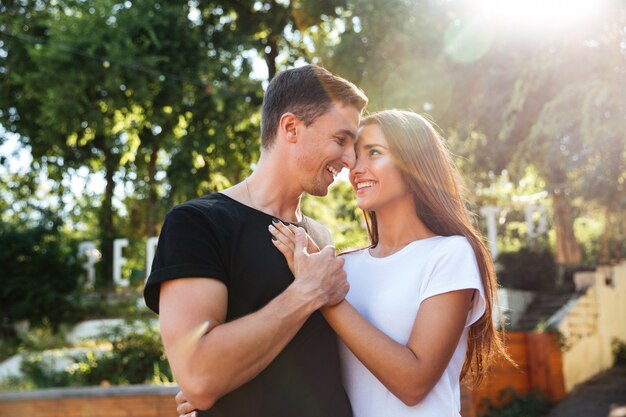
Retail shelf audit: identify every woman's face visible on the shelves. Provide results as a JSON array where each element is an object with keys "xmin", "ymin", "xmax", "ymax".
[{"xmin": 350, "ymin": 124, "xmax": 411, "ymax": 212}]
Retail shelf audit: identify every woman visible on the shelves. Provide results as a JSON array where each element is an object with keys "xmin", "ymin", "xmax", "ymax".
[{"xmin": 268, "ymin": 110, "xmax": 508, "ymax": 416}]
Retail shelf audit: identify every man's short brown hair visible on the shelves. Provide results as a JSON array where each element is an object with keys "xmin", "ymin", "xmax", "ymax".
[{"xmin": 261, "ymin": 65, "xmax": 368, "ymax": 149}]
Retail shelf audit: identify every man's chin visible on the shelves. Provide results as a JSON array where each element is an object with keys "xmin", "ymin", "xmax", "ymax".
[{"xmin": 306, "ymin": 185, "xmax": 330, "ymax": 197}]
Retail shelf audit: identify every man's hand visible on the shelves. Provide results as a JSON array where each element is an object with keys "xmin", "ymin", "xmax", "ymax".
[
  {"xmin": 176, "ymin": 389, "xmax": 198, "ymax": 417},
  {"xmin": 271, "ymin": 223, "xmax": 348, "ymax": 307}
]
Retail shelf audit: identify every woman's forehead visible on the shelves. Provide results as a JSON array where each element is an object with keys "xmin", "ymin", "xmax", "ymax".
[{"xmin": 356, "ymin": 124, "xmax": 386, "ymax": 146}]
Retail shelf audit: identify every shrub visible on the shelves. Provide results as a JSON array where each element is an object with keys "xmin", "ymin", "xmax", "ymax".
[
  {"xmin": 77, "ymin": 322, "xmax": 173, "ymax": 385},
  {"xmin": 496, "ymin": 246, "xmax": 558, "ymax": 291},
  {"xmin": 4, "ymin": 321, "xmax": 173, "ymax": 389},
  {"xmin": 480, "ymin": 387, "xmax": 551, "ymax": 417},
  {"xmin": 0, "ymin": 217, "xmax": 84, "ymax": 331},
  {"xmin": 612, "ymin": 338, "xmax": 626, "ymax": 366},
  {"xmin": 19, "ymin": 353, "xmax": 75, "ymax": 388}
]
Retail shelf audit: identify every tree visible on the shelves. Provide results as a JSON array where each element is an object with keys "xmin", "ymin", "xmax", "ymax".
[
  {"xmin": 1, "ymin": 1, "xmax": 263, "ymax": 283},
  {"xmin": 322, "ymin": 0, "xmax": 626, "ymax": 266},
  {"xmin": 0, "ymin": 212, "xmax": 84, "ymax": 331}
]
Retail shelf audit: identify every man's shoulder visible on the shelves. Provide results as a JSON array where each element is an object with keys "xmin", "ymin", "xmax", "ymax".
[
  {"xmin": 161, "ymin": 193, "xmax": 247, "ymax": 235},
  {"xmin": 169, "ymin": 193, "xmax": 240, "ymax": 219},
  {"xmin": 173, "ymin": 192, "xmax": 228, "ymax": 212}
]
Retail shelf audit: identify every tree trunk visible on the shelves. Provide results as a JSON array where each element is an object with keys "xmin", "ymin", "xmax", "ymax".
[
  {"xmin": 265, "ymin": 36, "xmax": 278, "ymax": 80},
  {"xmin": 99, "ymin": 142, "xmax": 117, "ymax": 287},
  {"xmin": 146, "ymin": 142, "xmax": 159, "ymax": 238},
  {"xmin": 599, "ymin": 207, "xmax": 610, "ymax": 264},
  {"xmin": 552, "ymin": 192, "xmax": 581, "ymax": 266}
]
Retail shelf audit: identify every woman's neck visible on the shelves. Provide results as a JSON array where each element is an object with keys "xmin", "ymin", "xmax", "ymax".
[{"xmin": 370, "ymin": 198, "xmax": 436, "ymax": 257}]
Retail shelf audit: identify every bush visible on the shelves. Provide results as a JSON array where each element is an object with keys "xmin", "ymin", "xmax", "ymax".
[
  {"xmin": 496, "ymin": 246, "xmax": 558, "ymax": 291},
  {"xmin": 77, "ymin": 322, "xmax": 173, "ymax": 385},
  {"xmin": 480, "ymin": 387, "xmax": 551, "ymax": 417},
  {"xmin": 612, "ymin": 338, "xmax": 626, "ymax": 366},
  {"xmin": 4, "ymin": 321, "xmax": 173, "ymax": 389},
  {"xmin": 0, "ymin": 217, "xmax": 84, "ymax": 330},
  {"xmin": 19, "ymin": 353, "xmax": 75, "ymax": 388}
]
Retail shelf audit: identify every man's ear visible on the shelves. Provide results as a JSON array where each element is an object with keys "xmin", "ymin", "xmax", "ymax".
[{"xmin": 278, "ymin": 113, "xmax": 301, "ymax": 143}]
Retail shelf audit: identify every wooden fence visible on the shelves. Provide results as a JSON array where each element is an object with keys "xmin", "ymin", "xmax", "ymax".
[{"xmin": 461, "ymin": 331, "xmax": 566, "ymax": 417}]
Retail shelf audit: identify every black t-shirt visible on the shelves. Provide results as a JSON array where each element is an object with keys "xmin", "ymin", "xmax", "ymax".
[{"xmin": 144, "ymin": 193, "xmax": 352, "ymax": 417}]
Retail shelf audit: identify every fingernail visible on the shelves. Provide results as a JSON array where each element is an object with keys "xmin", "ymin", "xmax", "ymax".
[
  {"xmin": 271, "ymin": 236, "xmax": 277, "ymax": 241},
  {"xmin": 269, "ymin": 224, "xmax": 276, "ymax": 231},
  {"xmin": 281, "ymin": 220, "xmax": 291, "ymax": 226},
  {"xmin": 272, "ymin": 217, "xmax": 279, "ymax": 223}
]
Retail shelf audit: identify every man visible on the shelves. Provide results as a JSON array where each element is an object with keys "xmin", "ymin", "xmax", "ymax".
[{"xmin": 143, "ymin": 64, "xmax": 368, "ymax": 417}]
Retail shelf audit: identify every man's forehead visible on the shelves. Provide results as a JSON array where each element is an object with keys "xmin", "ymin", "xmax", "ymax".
[{"xmin": 333, "ymin": 114, "xmax": 360, "ymax": 139}]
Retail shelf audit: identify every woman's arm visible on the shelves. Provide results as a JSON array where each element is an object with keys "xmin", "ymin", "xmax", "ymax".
[
  {"xmin": 269, "ymin": 221, "xmax": 474, "ymax": 405},
  {"xmin": 322, "ymin": 290, "xmax": 472, "ymax": 406}
]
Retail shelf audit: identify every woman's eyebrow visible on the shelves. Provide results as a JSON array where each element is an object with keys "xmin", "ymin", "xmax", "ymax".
[{"xmin": 361, "ymin": 143, "xmax": 389, "ymax": 149}]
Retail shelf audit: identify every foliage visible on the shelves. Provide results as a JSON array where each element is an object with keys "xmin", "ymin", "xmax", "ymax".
[
  {"xmin": 612, "ymin": 338, "xmax": 626, "ymax": 366},
  {"xmin": 3, "ymin": 321, "xmax": 172, "ymax": 389},
  {"xmin": 18, "ymin": 353, "xmax": 75, "ymax": 388},
  {"xmin": 496, "ymin": 245, "xmax": 558, "ymax": 291},
  {"xmin": 76, "ymin": 288, "xmax": 151, "ymax": 321},
  {"xmin": 14, "ymin": 320, "xmax": 71, "ymax": 353},
  {"xmin": 479, "ymin": 387, "xmax": 552, "ymax": 417},
  {"xmin": 0, "ymin": 0, "xmax": 264, "ymax": 285},
  {"xmin": 0, "ymin": 214, "xmax": 84, "ymax": 331},
  {"xmin": 324, "ymin": 0, "xmax": 626, "ymax": 266},
  {"xmin": 0, "ymin": 336, "xmax": 21, "ymax": 363},
  {"xmin": 69, "ymin": 321, "xmax": 172, "ymax": 386}
]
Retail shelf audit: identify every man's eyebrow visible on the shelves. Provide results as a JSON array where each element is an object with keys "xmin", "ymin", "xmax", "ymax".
[{"xmin": 335, "ymin": 129, "xmax": 356, "ymax": 139}]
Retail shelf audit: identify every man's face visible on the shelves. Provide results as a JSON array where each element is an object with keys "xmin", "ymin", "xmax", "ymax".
[{"xmin": 294, "ymin": 102, "xmax": 361, "ymax": 196}]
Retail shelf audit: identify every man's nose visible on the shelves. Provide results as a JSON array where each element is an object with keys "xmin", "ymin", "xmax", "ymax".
[{"xmin": 341, "ymin": 146, "xmax": 356, "ymax": 169}]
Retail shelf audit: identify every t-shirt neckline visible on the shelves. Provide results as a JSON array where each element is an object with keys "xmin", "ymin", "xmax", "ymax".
[
  {"xmin": 216, "ymin": 192, "xmax": 307, "ymax": 227},
  {"xmin": 364, "ymin": 235, "xmax": 443, "ymax": 263}
]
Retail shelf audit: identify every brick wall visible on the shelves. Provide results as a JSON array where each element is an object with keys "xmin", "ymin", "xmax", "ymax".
[{"xmin": 0, "ymin": 385, "xmax": 179, "ymax": 417}]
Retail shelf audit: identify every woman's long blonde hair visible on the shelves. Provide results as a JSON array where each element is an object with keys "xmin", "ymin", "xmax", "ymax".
[{"xmin": 360, "ymin": 110, "xmax": 509, "ymax": 385}]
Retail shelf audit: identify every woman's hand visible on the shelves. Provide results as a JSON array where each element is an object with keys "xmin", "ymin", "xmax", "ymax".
[
  {"xmin": 176, "ymin": 390, "xmax": 199, "ymax": 417},
  {"xmin": 269, "ymin": 220, "xmax": 320, "ymax": 274}
]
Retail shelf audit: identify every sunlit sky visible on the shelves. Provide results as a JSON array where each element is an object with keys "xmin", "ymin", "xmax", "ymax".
[{"xmin": 471, "ymin": 0, "xmax": 605, "ymax": 29}]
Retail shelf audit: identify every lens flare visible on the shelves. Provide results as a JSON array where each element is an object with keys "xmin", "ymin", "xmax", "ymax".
[{"xmin": 471, "ymin": 0, "xmax": 606, "ymax": 31}]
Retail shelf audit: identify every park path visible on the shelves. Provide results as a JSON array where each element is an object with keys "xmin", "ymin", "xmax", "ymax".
[{"xmin": 547, "ymin": 366, "xmax": 626, "ymax": 417}]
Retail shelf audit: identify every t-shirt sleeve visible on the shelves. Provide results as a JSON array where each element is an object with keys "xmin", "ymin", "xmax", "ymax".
[
  {"xmin": 418, "ymin": 236, "xmax": 486, "ymax": 328},
  {"xmin": 143, "ymin": 206, "xmax": 229, "ymax": 314}
]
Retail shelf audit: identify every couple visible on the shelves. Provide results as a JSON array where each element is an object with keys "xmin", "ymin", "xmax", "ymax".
[{"xmin": 143, "ymin": 65, "xmax": 505, "ymax": 417}]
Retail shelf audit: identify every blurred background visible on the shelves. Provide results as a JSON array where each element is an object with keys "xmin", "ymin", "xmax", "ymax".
[{"xmin": 0, "ymin": 1, "xmax": 625, "ymax": 416}]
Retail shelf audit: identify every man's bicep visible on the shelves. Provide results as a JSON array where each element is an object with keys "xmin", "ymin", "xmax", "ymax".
[{"xmin": 159, "ymin": 278, "xmax": 228, "ymax": 373}]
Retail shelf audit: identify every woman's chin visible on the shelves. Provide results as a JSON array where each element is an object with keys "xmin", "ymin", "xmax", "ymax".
[{"xmin": 356, "ymin": 200, "xmax": 374, "ymax": 211}]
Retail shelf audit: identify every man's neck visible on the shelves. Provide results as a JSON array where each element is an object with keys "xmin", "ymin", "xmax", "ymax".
[{"xmin": 222, "ymin": 152, "xmax": 304, "ymax": 222}]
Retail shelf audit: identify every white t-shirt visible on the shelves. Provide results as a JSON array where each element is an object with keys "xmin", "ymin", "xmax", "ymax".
[{"xmin": 339, "ymin": 235, "xmax": 486, "ymax": 417}]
